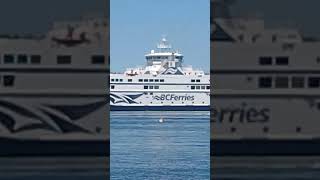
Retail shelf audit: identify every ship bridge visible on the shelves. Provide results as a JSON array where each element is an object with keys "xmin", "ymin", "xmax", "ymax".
[
  {"xmin": 145, "ymin": 37, "xmax": 183, "ymax": 67},
  {"xmin": 124, "ymin": 37, "xmax": 204, "ymax": 76}
]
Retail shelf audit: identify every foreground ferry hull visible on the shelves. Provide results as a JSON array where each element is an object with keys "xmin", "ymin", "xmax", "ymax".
[{"xmin": 111, "ymin": 105, "xmax": 209, "ymax": 111}]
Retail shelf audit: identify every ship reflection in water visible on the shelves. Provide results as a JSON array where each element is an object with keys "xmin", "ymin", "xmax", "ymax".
[
  {"xmin": 212, "ymin": 156, "xmax": 320, "ymax": 179},
  {"xmin": 111, "ymin": 111, "xmax": 210, "ymax": 180}
]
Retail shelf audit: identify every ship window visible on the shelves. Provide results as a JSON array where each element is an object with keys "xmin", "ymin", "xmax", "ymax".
[
  {"xmin": 276, "ymin": 57, "xmax": 289, "ymax": 65},
  {"xmin": 231, "ymin": 127, "xmax": 236, "ymax": 133},
  {"xmin": 196, "ymin": 79, "xmax": 200, "ymax": 82},
  {"xmin": 259, "ymin": 57, "xmax": 272, "ymax": 65},
  {"xmin": 196, "ymin": 86, "xmax": 200, "ymax": 89},
  {"xmin": 191, "ymin": 86, "xmax": 195, "ymax": 90},
  {"xmin": 3, "ymin": 54, "xmax": 14, "ymax": 64},
  {"xmin": 308, "ymin": 77, "xmax": 320, "ymax": 88},
  {"xmin": 139, "ymin": 79, "xmax": 143, "ymax": 82},
  {"xmin": 149, "ymin": 79, "xmax": 154, "ymax": 82},
  {"xmin": 296, "ymin": 126, "xmax": 302, "ymax": 133},
  {"xmin": 263, "ymin": 126, "xmax": 269, "ymax": 133},
  {"xmin": 206, "ymin": 86, "xmax": 210, "ymax": 89},
  {"xmin": 259, "ymin": 77, "xmax": 272, "ymax": 88},
  {"xmin": 111, "ymin": 79, "xmax": 114, "ymax": 82},
  {"xmin": 128, "ymin": 79, "xmax": 132, "ymax": 82},
  {"xmin": 111, "ymin": 85, "xmax": 114, "ymax": 89},
  {"xmin": 149, "ymin": 86, "xmax": 154, "ymax": 89},
  {"xmin": 17, "ymin": 55, "xmax": 28, "ymax": 64},
  {"xmin": 154, "ymin": 86, "xmax": 159, "ymax": 89},
  {"xmin": 191, "ymin": 79, "xmax": 195, "ymax": 82},
  {"xmin": 30, "ymin": 55, "xmax": 41, "ymax": 64},
  {"xmin": 201, "ymin": 86, "xmax": 205, "ymax": 89},
  {"xmin": 155, "ymin": 79, "xmax": 159, "ymax": 82},
  {"xmin": 91, "ymin": 55, "xmax": 105, "ymax": 64},
  {"xmin": 120, "ymin": 79, "xmax": 123, "ymax": 82},
  {"xmin": 57, "ymin": 55, "xmax": 71, "ymax": 64},
  {"xmin": 144, "ymin": 79, "xmax": 148, "ymax": 82},
  {"xmin": 160, "ymin": 79, "xmax": 164, "ymax": 82},
  {"xmin": 144, "ymin": 86, "xmax": 148, "ymax": 89},
  {"xmin": 292, "ymin": 77, "xmax": 304, "ymax": 88},
  {"xmin": 3, "ymin": 75, "xmax": 15, "ymax": 87},
  {"xmin": 115, "ymin": 79, "xmax": 119, "ymax": 82},
  {"xmin": 150, "ymin": 92, "xmax": 153, "ymax": 95},
  {"xmin": 275, "ymin": 77, "xmax": 289, "ymax": 88}
]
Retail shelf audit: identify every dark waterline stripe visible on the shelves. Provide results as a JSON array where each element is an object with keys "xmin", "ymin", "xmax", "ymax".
[
  {"xmin": 0, "ymin": 138, "xmax": 109, "ymax": 157},
  {"xmin": 111, "ymin": 105, "xmax": 210, "ymax": 111},
  {"xmin": 211, "ymin": 139, "xmax": 320, "ymax": 156}
]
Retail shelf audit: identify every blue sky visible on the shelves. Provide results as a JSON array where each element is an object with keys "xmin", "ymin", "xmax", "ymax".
[{"xmin": 111, "ymin": 0, "xmax": 210, "ymax": 72}]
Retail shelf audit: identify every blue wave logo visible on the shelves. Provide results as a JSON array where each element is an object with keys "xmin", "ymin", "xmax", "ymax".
[{"xmin": 0, "ymin": 100, "xmax": 106, "ymax": 134}]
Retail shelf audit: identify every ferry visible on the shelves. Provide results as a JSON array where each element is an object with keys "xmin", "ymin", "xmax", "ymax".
[
  {"xmin": 211, "ymin": 0, "xmax": 320, "ymax": 155},
  {"xmin": 0, "ymin": 17, "xmax": 109, "ymax": 156},
  {"xmin": 110, "ymin": 37, "xmax": 210, "ymax": 111}
]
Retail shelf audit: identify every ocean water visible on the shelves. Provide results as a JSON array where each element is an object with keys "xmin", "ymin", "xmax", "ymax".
[{"xmin": 110, "ymin": 111, "xmax": 210, "ymax": 180}]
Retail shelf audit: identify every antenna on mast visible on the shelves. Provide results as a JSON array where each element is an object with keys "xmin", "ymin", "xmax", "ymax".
[{"xmin": 157, "ymin": 35, "xmax": 172, "ymax": 52}]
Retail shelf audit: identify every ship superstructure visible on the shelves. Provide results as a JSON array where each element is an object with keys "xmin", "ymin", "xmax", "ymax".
[{"xmin": 110, "ymin": 37, "xmax": 210, "ymax": 111}]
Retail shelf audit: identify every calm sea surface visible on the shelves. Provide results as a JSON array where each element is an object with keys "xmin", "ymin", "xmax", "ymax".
[{"xmin": 110, "ymin": 111, "xmax": 210, "ymax": 180}]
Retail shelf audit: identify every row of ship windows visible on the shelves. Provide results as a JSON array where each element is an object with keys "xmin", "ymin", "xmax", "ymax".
[
  {"xmin": 111, "ymin": 79, "xmax": 204, "ymax": 83},
  {"xmin": 146, "ymin": 56, "xmax": 183, "ymax": 60},
  {"xmin": 191, "ymin": 85, "xmax": 210, "ymax": 90},
  {"xmin": 259, "ymin": 56, "xmax": 289, "ymax": 65},
  {"xmin": 191, "ymin": 79, "xmax": 201, "ymax": 82},
  {"xmin": 110, "ymin": 85, "xmax": 160, "ymax": 90},
  {"xmin": 228, "ymin": 126, "xmax": 302, "ymax": 133},
  {"xmin": 258, "ymin": 76, "xmax": 320, "ymax": 88},
  {"xmin": 110, "ymin": 85, "xmax": 210, "ymax": 90},
  {"xmin": 1, "ymin": 54, "xmax": 106, "ymax": 64},
  {"xmin": 144, "ymin": 85, "xmax": 159, "ymax": 89},
  {"xmin": 111, "ymin": 78, "xmax": 165, "ymax": 82}
]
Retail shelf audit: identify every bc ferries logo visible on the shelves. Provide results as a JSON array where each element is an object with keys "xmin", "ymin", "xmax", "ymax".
[
  {"xmin": 212, "ymin": 104, "xmax": 270, "ymax": 123},
  {"xmin": 153, "ymin": 94, "xmax": 194, "ymax": 101}
]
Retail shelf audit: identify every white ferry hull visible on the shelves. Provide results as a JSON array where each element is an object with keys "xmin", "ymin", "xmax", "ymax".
[
  {"xmin": 211, "ymin": 96, "xmax": 320, "ymax": 155},
  {"xmin": 110, "ymin": 91, "xmax": 210, "ymax": 111}
]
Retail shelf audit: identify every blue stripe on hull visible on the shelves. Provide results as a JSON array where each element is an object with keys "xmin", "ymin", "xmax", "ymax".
[
  {"xmin": 0, "ymin": 138, "xmax": 109, "ymax": 157},
  {"xmin": 111, "ymin": 105, "xmax": 210, "ymax": 111},
  {"xmin": 211, "ymin": 139, "xmax": 320, "ymax": 156}
]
